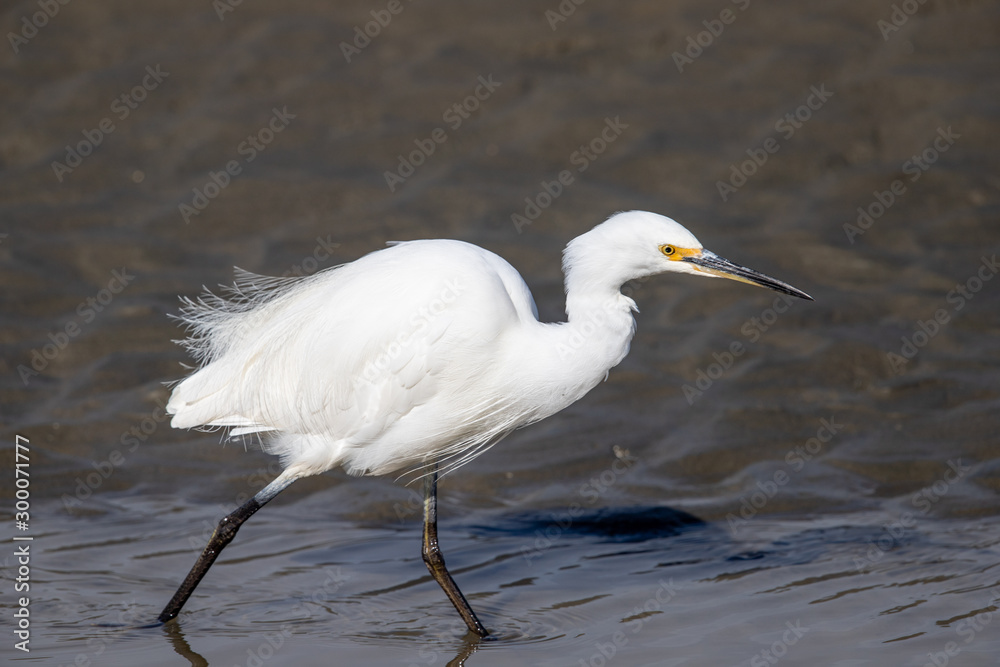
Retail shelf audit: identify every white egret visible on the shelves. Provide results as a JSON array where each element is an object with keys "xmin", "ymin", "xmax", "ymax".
[{"xmin": 157, "ymin": 210, "xmax": 812, "ymax": 636}]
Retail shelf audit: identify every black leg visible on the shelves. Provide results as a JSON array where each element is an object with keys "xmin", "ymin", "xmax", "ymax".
[
  {"xmin": 422, "ymin": 465, "xmax": 489, "ymax": 637},
  {"xmin": 158, "ymin": 471, "xmax": 297, "ymax": 623}
]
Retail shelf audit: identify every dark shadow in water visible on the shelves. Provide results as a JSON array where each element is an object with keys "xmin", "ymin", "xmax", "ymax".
[{"xmin": 474, "ymin": 505, "xmax": 707, "ymax": 543}]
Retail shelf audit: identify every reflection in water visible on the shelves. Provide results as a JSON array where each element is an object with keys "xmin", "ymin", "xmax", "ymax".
[
  {"xmin": 445, "ymin": 633, "xmax": 483, "ymax": 667},
  {"xmin": 7, "ymin": 0, "xmax": 998, "ymax": 662},
  {"xmin": 154, "ymin": 596, "xmax": 483, "ymax": 666},
  {"xmin": 161, "ymin": 622, "xmax": 208, "ymax": 667}
]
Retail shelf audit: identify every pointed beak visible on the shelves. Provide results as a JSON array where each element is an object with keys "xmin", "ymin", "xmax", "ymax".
[{"xmin": 683, "ymin": 250, "xmax": 813, "ymax": 300}]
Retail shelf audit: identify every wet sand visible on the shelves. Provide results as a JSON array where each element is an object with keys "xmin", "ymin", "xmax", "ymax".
[{"xmin": 2, "ymin": 0, "xmax": 999, "ymax": 665}]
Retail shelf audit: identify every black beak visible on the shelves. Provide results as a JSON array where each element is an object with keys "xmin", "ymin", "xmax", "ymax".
[{"xmin": 683, "ymin": 250, "xmax": 813, "ymax": 300}]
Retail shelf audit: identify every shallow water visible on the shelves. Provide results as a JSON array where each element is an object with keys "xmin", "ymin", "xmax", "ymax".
[{"xmin": 3, "ymin": 0, "xmax": 1000, "ymax": 665}]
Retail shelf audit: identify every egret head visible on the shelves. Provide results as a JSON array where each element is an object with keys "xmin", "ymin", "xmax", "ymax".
[{"xmin": 564, "ymin": 211, "xmax": 813, "ymax": 300}]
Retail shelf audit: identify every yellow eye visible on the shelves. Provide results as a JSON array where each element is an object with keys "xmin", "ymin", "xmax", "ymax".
[{"xmin": 660, "ymin": 244, "xmax": 676, "ymax": 257}]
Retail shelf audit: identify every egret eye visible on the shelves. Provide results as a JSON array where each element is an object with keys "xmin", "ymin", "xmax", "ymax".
[{"xmin": 660, "ymin": 244, "xmax": 676, "ymax": 257}]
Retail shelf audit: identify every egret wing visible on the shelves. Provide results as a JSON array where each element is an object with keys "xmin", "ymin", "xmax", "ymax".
[{"xmin": 167, "ymin": 241, "xmax": 529, "ymax": 476}]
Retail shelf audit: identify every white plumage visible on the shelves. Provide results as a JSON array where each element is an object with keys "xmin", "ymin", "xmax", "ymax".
[
  {"xmin": 166, "ymin": 210, "xmax": 806, "ymax": 482},
  {"xmin": 158, "ymin": 210, "xmax": 812, "ymax": 634}
]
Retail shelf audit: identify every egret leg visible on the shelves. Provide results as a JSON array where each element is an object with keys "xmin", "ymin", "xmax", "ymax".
[
  {"xmin": 422, "ymin": 466, "xmax": 489, "ymax": 637},
  {"xmin": 158, "ymin": 470, "xmax": 298, "ymax": 623}
]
